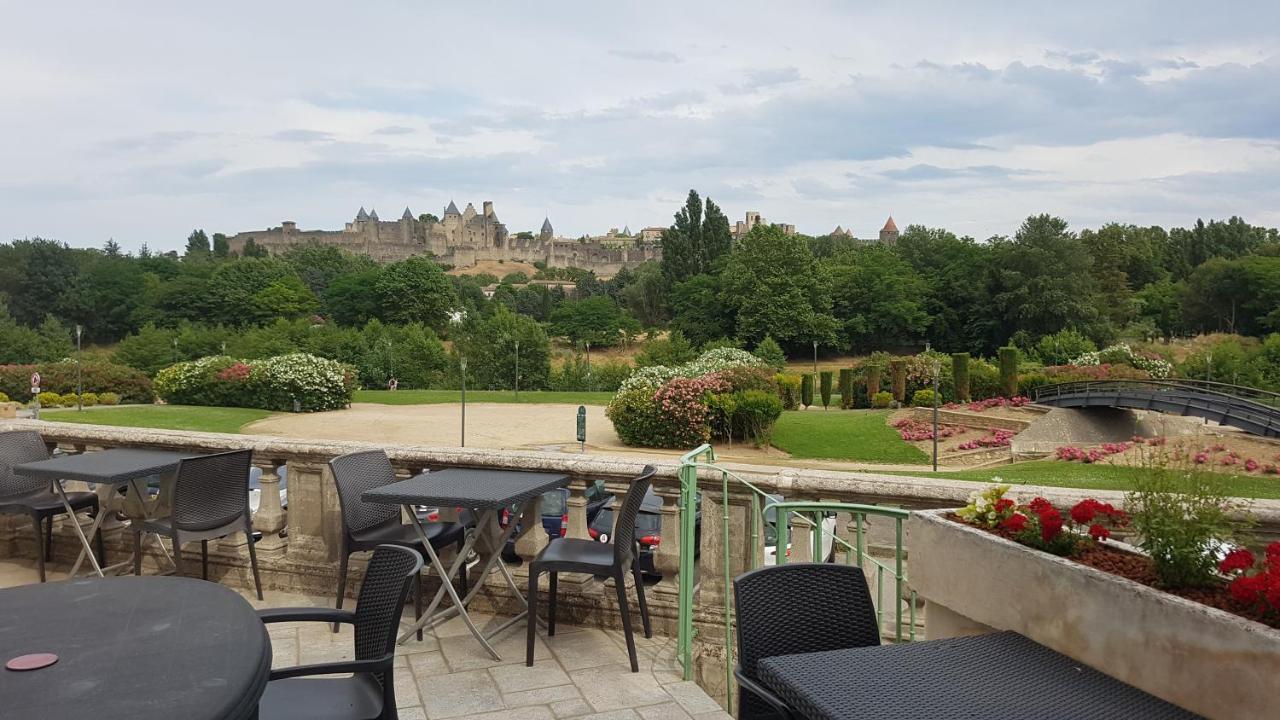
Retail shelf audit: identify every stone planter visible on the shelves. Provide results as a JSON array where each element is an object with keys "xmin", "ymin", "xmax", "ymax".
[{"xmin": 910, "ymin": 509, "xmax": 1279, "ymax": 720}]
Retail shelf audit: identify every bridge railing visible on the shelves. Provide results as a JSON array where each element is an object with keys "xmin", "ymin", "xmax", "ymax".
[{"xmin": 1032, "ymin": 380, "xmax": 1280, "ymax": 436}]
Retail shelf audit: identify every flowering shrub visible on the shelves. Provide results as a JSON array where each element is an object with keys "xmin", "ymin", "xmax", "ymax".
[
  {"xmin": 891, "ymin": 417, "xmax": 965, "ymax": 442},
  {"xmin": 616, "ymin": 347, "xmax": 763, "ymax": 395},
  {"xmin": 1055, "ymin": 442, "xmax": 1131, "ymax": 464},
  {"xmin": 0, "ymin": 361, "xmax": 153, "ymax": 404},
  {"xmin": 1219, "ymin": 543, "xmax": 1280, "ymax": 615},
  {"xmin": 956, "ymin": 484, "xmax": 1128, "ymax": 556},
  {"xmin": 957, "ymin": 429, "xmax": 1014, "ymax": 450},
  {"xmin": 155, "ymin": 353, "xmax": 355, "ymax": 411},
  {"xmin": 942, "ymin": 396, "xmax": 1030, "ymax": 412},
  {"xmin": 1071, "ymin": 344, "xmax": 1173, "ymax": 379},
  {"xmin": 649, "ymin": 375, "xmax": 732, "ymax": 448}
]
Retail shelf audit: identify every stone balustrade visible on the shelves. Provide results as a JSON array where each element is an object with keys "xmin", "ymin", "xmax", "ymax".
[{"xmin": 5, "ymin": 418, "xmax": 1280, "ymax": 708}]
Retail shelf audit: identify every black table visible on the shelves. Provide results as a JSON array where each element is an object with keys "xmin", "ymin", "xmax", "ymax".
[
  {"xmin": 0, "ymin": 576, "xmax": 271, "ymax": 720},
  {"xmin": 363, "ymin": 468, "xmax": 569, "ymax": 658},
  {"xmin": 13, "ymin": 448, "xmax": 197, "ymax": 577},
  {"xmin": 757, "ymin": 632, "xmax": 1201, "ymax": 719}
]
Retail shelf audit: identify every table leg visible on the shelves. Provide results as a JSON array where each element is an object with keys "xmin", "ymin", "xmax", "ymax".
[
  {"xmin": 70, "ymin": 478, "xmax": 155, "ymax": 577},
  {"xmin": 54, "ymin": 480, "xmax": 103, "ymax": 577}
]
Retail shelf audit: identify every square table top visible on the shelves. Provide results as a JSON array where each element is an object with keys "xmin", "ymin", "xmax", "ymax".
[
  {"xmin": 362, "ymin": 468, "xmax": 569, "ymax": 510},
  {"xmin": 756, "ymin": 631, "xmax": 1201, "ymax": 720},
  {"xmin": 13, "ymin": 448, "xmax": 197, "ymax": 486}
]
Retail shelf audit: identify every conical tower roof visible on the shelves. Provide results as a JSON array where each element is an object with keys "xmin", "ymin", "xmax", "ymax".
[
  {"xmin": 368, "ymin": 208, "xmax": 379, "ymax": 221},
  {"xmin": 540, "ymin": 217, "xmax": 554, "ymax": 235},
  {"xmin": 402, "ymin": 207, "xmax": 413, "ymax": 220},
  {"xmin": 444, "ymin": 200, "xmax": 461, "ymax": 215},
  {"xmin": 882, "ymin": 215, "xmax": 898, "ymax": 232},
  {"xmin": 356, "ymin": 206, "xmax": 369, "ymax": 221}
]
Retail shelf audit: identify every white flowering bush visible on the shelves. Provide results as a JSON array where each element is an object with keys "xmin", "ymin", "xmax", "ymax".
[
  {"xmin": 616, "ymin": 348, "xmax": 765, "ymax": 395},
  {"xmin": 155, "ymin": 353, "xmax": 355, "ymax": 412},
  {"xmin": 1070, "ymin": 343, "xmax": 1173, "ymax": 379}
]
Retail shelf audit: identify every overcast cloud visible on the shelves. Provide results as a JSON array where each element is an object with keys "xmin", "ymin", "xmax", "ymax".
[{"xmin": 1, "ymin": 1, "xmax": 1277, "ymax": 251}]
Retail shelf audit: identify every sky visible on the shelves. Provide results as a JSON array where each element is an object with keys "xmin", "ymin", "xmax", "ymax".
[{"xmin": 2, "ymin": 1, "xmax": 1278, "ymax": 253}]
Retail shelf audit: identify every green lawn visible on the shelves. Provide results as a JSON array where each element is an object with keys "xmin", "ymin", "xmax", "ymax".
[
  {"xmin": 771, "ymin": 409, "xmax": 930, "ymax": 463},
  {"xmin": 885, "ymin": 461, "xmax": 1280, "ymax": 500},
  {"xmin": 41, "ymin": 405, "xmax": 274, "ymax": 434},
  {"xmin": 354, "ymin": 389, "xmax": 615, "ymax": 406}
]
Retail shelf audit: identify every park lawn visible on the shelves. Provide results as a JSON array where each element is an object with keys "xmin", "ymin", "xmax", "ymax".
[
  {"xmin": 41, "ymin": 405, "xmax": 274, "ymax": 435},
  {"xmin": 771, "ymin": 409, "xmax": 930, "ymax": 463},
  {"xmin": 354, "ymin": 389, "xmax": 615, "ymax": 406},
  {"xmin": 886, "ymin": 461, "xmax": 1280, "ymax": 500}
]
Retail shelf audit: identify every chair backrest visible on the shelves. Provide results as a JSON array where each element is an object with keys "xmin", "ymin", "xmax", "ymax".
[
  {"xmin": 733, "ymin": 563, "xmax": 880, "ymax": 681},
  {"xmin": 611, "ymin": 465, "xmax": 656, "ymax": 565},
  {"xmin": 0, "ymin": 430, "xmax": 51, "ymax": 498},
  {"xmin": 329, "ymin": 450, "xmax": 401, "ymax": 534},
  {"xmin": 354, "ymin": 544, "xmax": 423, "ymax": 687},
  {"xmin": 171, "ymin": 450, "xmax": 254, "ymax": 531}
]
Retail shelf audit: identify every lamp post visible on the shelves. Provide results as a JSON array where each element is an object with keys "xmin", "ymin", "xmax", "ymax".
[
  {"xmin": 812, "ymin": 340, "xmax": 818, "ymax": 376},
  {"xmin": 460, "ymin": 356, "xmax": 467, "ymax": 447},
  {"xmin": 585, "ymin": 341, "xmax": 592, "ymax": 391},
  {"xmin": 75, "ymin": 325, "xmax": 83, "ymax": 411},
  {"xmin": 931, "ymin": 360, "xmax": 941, "ymax": 472},
  {"xmin": 514, "ymin": 339, "xmax": 520, "ymax": 400}
]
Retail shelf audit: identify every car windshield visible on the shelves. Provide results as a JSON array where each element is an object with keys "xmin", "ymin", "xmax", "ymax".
[{"xmin": 541, "ymin": 489, "xmax": 567, "ymax": 516}]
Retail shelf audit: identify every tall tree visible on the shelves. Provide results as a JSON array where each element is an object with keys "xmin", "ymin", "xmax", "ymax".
[
  {"xmin": 720, "ymin": 224, "xmax": 838, "ymax": 349},
  {"xmin": 184, "ymin": 229, "xmax": 211, "ymax": 257},
  {"xmin": 211, "ymin": 233, "xmax": 230, "ymax": 257},
  {"xmin": 660, "ymin": 189, "xmax": 732, "ymax": 283},
  {"xmin": 827, "ymin": 245, "xmax": 929, "ymax": 350},
  {"xmin": 374, "ymin": 257, "xmax": 458, "ymax": 330},
  {"xmin": 892, "ymin": 225, "xmax": 993, "ymax": 354}
]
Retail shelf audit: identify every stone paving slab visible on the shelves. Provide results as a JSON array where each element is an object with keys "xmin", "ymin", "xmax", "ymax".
[{"xmin": 0, "ymin": 558, "xmax": 721, "ymax": 720}]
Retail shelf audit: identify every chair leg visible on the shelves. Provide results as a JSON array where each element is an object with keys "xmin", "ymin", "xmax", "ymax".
[
  {"xmin": 201, "ymin": 540, "xmax": 209, "ymax": 580},
  {"xmin": 415, "ymin": 572, "xmax": 424, "ymax": 642},
  {"xmin": 633, "ymin": 562, "xmax": 652, "ymax": 639},
  {"xmin": 548, "ymin": 572, "xmax": 558, "ymax": 636},
  {"xmin": 334, "ymin": 549, "xmax": 350, "ymax": 633},
  {"xmin": 44, "ymin": 514, "xmax": 54, "ymax": 562},
  {"xmin": 32, "ymin": 515, "xmax": 46, "ymax": 583},
  {"xmin": 614, "ymin": 569, "xmax": 639, "ymax": 672},
  {"xmin": 245, "ymin": 528, "xmax": 263, "ymax": 601},
  {"xmin": 94, "ymin": 512, "xmax": 106, "ymax": 568},
  {"xmin": 526, "ymin": 564, "xmax": 540, "ymax": 667}
]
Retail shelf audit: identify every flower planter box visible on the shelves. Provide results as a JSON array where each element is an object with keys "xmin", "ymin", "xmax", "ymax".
[{"xmin": 909, "ymin": 509, "xmax": 1280, "ymax": 720}]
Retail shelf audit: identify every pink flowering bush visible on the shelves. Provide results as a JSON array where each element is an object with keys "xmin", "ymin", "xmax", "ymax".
[
  {"xmin": 942, "ymin": 396, "xmax": 1030, "ymax": 413},
  {"xmin": 1054, "ymin": 442, "xmax": 1130, "ymax": 464},
  {"xmin": 891, "ymin": 417, "xmax": 965, "ymax": 442},
  {"xmin": 957, "ymin": 429, "xmax": 1014, "ymax": 450},
  {"xmin": 647, "ymin": 374, "xmax": 732, "ymax": 448}
]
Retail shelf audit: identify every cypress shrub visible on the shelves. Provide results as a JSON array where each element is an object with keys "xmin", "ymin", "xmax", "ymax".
[
  {"xmin": 999, "ymin": 346, "xmax": 1019, "ymax": 397},
  {"xmin": 838, "ymin": 368, "xmax": 854, "ymax": 409},
  {"xmin": 865, "ymin": 367, "xmax": 882, "ymax": 405},
  {"xmin": 890, "ymin": 359, "xmax": 907, "ymax": 403},
  {"xmin": 800, "ymin": 373, "xmax": 814, "ymax": 408},
  {"xmin": 952, "ymin": 352, "xmax": 971, "ymax": 402},
  {"xmin": 819, "ymin": 370, "xmax": 833, "ymax": 410}
]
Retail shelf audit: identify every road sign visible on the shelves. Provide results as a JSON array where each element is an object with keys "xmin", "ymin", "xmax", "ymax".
[{"xmin": 31, "ymin": 372, "xmax": 41, "ymax": 388}]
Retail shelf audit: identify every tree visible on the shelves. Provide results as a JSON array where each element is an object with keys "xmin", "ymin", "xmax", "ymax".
[
  {"xmin": 374, "ymin": 257, "xmax": 458, "ymax": 331},
  {"xmin": 241, "ymin": 238, "xmax": 269, "ymax": 258},
  {"xmin": 204, "ymin": 257, "xmax": 298, "ymax": 326},
  {"xmin": 1180, "ymin": 255, "xmax": 1280, "ymax": 336},
  {"xmin": 1032, "ymin": 328, "xmax": 1096, "ymax": 365},
  {"xmin": 113, "ymin": 323, "xmax": 179, "ymax": 375},
  {"xmin": 251, "ymin": 275, "xmax": 319, "ymax": 323},
  {"xmin": 549, "ymin": 296, "xmax": 634, "ymax": 347},
  {"xmin": 453, "ymin": 306, "xmax": 551, "ymax": 390},
  {"xmin": 0, "ymin": 238, "xmax": 77, "ymax": 327},
  {"xmin": 720, "ymin": 224, "xmax": 838, "ymax": 349},
  {"xmin": 827, "ymin": 245, "xmax": 929, "ymax": 351},
  {"xmin": 1134, "ymin": 278, "xmax": 1182, "ymax": 339},
  {"xmin": 184, "ymin": 229, "xmax": 210, "ymax": 257},
  {"xmin": 891, "ymin": 225, "xmax": 993, "ymax": 354},
  {"xmin": 660, "ymin": 190, "xmax": 732, "ymax": 283},
  {"xmin": 753, "ymin": 336, "xmax": 786, "ymax": 370},
  {"xmin": 103, "ymin": 239, "xmax": 122, "ymax": 257},
  {"xmin": 283, "ymin": 243, "xmax": 376, "ymax": 296},
  {"xmin": 418, "ymin": 213, "xmax": 440, "ymax": 225},
  {"xmin": 211, "ymin": 233, "xmax": 230, "ymax": 257},
  {"xmin": 617, "ymin": 261, "xmax": 668, "ymax": 327},
  {"xmin": 635, "ymin": 331, "xmax": 697, "ymax": 367},
  {"xmin": 0, "ymin": 303, "xmax": 73, "ymax": 364},
  {"xmin": 668, "ymin": 274, "xmax": 734, "ymax": 347}
]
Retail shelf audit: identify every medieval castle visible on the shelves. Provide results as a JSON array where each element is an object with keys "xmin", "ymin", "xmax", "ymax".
[{"xmin": 225, "ymin": 200, "xmax": 661, "ymax": 275}]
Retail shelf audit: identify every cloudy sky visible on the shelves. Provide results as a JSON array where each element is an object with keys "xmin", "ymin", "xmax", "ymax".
[{"xmin": 2, "ymin": 1, "xmax": 1278, "ymax": 252}]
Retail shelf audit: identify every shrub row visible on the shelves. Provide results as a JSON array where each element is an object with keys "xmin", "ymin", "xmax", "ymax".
[
  {"xmin": 0, "ymin": 361, "xmax": 153, "ymax": 404},
  {"xmin": 154, "ymin": 353, "xmax": 356, "ymax": 412}
]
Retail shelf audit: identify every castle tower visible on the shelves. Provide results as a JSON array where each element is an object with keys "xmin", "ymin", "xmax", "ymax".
[
  {"xmin": 402, "ymin": 206, "xmax": 413, "ymax": 220},
  {"xmin": 879, "ymin": 215, "xmax": 899, "ymax": 244},
  {"xmin": 540, "ymin": 217, "xmax": 554, "ymax": 241},
  {"xmin": 356, "ymin": 206, "xmax": 369, "ymax": 222},
  {"xmin": 368, "ymin": 207, "xmax": 379, "ymax": 222}
]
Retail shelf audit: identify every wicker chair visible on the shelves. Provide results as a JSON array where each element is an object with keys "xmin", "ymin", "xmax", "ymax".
[
  {"xmin": 329, "ymin": 450, "xmax": 468, "ymax": 640},
  {"xmin": 0, "ymin": 430, "xmax": 103, "ymax": 582},
  {"xmin": 133, "ymin": 449, "xmax": 263, "ymax": 599},
  {"xmin": 527, "ymin": 465, "xmax": 656, "ymax": 672},
  {"xmin": 258, "ymin": 544, "xmax": 423, "ymax": 720},
  {"xmin": 733, "ymin": 563, "xmax": 881, "ymax": 720}
]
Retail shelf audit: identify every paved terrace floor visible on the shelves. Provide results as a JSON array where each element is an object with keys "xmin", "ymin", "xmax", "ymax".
[{"xmin": 0, "ymin": 559, "xmax": 727, "ymax": 720}]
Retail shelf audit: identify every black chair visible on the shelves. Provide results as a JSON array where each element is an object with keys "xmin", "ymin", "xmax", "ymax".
[
  {"xmin": 733, "ymin": 563, "xmax": 882, "ymax": 720},
  {"xmin": 0, "ymin": 430, "xmax": 103, "ymax": 582},
  {"xmin": 258, "ymin": 544, "xmax": 423, "ymax": 720},
  {"xmin": 329, "ymin": 450, "xmax": 468, "ymax": 640},
  {"xmin": 527, "ymin": 465, "xmax": 656, "ymax": 672},
  {"xmin": 132, "ymin": 449, "xmax": 263, "ymax": 599}
]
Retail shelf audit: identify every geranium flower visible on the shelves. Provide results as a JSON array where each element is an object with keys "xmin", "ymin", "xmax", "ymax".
[
  {"xmin": 1000, "ymin": 513, "xmax": 1028, "ymax": 533},
  {"xmin": 1088, "ymin": 524, "xmax": 1110, "ymax": 541},
  {"xmin": 1219, "ymin": 548, "xmax": 1256, "ymax": 574},
  {"xmin": 1230, "ymin": 575, "xmax": 1266, "ymax": 605},
  {"xmin": 1038, "ymin": 508, "xmax": 1064, "ymax": 543},
  {"xmin": 1070, "ymin": 499, "xmax": 1098, "ymax": 525},
  {"xmin": 1028, "ymin": 497, "xmax": 1053, "ymax": 514}
]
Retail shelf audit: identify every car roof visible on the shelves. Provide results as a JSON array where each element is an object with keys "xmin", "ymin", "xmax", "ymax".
[{"xmin": 605, "ymin": 487, "xmax": 663, "ymax": 514}]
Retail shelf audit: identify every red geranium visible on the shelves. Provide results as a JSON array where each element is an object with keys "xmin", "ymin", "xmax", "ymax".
[
  {"xmin": 1000, "ymin": 513, "xmax": 1028, "ymax": 533},
  {"xmin": 1038, "ymin": 508, "xmax": 1064, "ymax": 543},
  {"xmin": 1088, "ymin": 524, "xmax": 1110, "ymax": 541},
  {"xmin": 1028, "ymin": 497, "xmax": 1053, "ymax": 514},
  {"xmin": 1220, "ymin": 548, "xmax": 1256, "ymax": 574},
  {"xmin": 1070, "ymin": 499, "xmax": 1098, "ymax": 525},
  {"xmin": 993, "ymin": 498, "xmax": 1015, "ymax": 514},
  {"xmin": 1230, "ymin": 575, "xmax": 1266, "ymax": 605}
]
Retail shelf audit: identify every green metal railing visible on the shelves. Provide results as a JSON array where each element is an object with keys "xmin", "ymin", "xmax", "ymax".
[{"xmin": 675, "ymin": 445, "xmax": 916, "ymax": 713}]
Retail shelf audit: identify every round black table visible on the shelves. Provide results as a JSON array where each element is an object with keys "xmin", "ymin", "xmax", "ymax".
[{"xmin": 0, "ymin": 576, "xmax": 271, "ymax": 720}]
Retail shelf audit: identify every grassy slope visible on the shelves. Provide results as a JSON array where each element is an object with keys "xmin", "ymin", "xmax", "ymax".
[
  {"xmin": 771, "ymin": 409, "xmax": 930, "ymax": 463},
  {"xmin": 886, "ymin": 461, "xmax": 1280, "ymax": 500},
  {"xmin": 353, "ymin": 389, "xmax": 615, "ymax": 406},
  {"xmin": 41, "ymin": 405, "xmax": 273, "ymax": 435}
]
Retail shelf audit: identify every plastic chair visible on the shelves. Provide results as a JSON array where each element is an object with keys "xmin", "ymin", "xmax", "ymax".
[
  {"xmin": 133, "ymin": 449, "xmax": 263, "ymax": 599},
  {"xmin": 527, "ymin": 465, "xmax": 656, "ymax": 672},
  {"xmin": 258, "ymin": 544, "xmax": 423, "ymax": 720},
  {"xmin": 733, "ymin": 563, "xmax": 882, "ymax": 719},
  {"xmin": 329, "ymin": 450, "xmax": 468, "ymax": 640},
  {"xmin": 0, "ymin": 430, "xmax": 103, "ymax": 582}
]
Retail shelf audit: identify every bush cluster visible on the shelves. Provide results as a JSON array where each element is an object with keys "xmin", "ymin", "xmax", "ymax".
[
  {"xmin": 0, "ymin": 361, "xmax": 153, "ymax": 404},
  {"xmin": 154, "ymin": 353, "xmax": 356, "ymax": 412}
]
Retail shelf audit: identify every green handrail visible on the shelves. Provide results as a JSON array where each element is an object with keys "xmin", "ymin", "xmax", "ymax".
[{"xmin": 675, "ymin": 446, "xmax": 916, "ymax": 713}]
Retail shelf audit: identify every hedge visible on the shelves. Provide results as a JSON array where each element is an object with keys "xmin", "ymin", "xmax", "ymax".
[
  {"xmin": 0, "ymin": 361, "xmax": 154, "ymax": 404},
  {"xmin": 838, "ymin": 368, "xmax": 854, "ymax": 409},
  {"xmin": 154, "ymin": 353, "xmax": 356, "ymax": 412},
  {"xmin": 998, "ymin": 346, "xmax": 1019, "ymax": 397},
  {"xmin": 819, "ymin": 371, "xmax": 833, "ymax": 410},
  {"xmin": 951, "ymin": 353, "xmax": 970, "ymax": 402},
  {"xmin": 800, "ymin": 374, "xmax": 814, "ymax": 408},
  {"xmin": 890, "ymin": 359, "xmax": 907, "ymax": 403}
]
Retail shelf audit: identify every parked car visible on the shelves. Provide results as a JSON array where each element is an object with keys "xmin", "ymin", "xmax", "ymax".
[
  {"xmin": 762, "ymin": 494, "xmax": 836, "ymax": 565},
  {"xmin": 588, "ymin": 488, "xmax": 701, "ymax": 577},
  {"xmin": 500, "ymin": 480, "xmax": 614, "ymax": 562}
]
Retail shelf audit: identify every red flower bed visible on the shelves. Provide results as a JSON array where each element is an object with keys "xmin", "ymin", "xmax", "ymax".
[
  {"xmin": 890, "ymin": 417, "xmax": 966, "ymax": 442},
  {"xmin": 956, "ymin": 429, "xmax": 1014, "ymax": 450},
  {"xmin": 942, "ymin": 396, "xmax": 1030, "ymax": 413}
]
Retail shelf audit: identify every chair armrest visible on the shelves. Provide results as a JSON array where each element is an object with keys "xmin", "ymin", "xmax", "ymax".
[
  {"xmin": 734, "ymin": 667, "xmax": 796, "ymax": 720},
  {"xmin": 268, "ymin": 654, "xmax": 393, "ymax": 681},
  {"xmin": 258, "ymin": 607, "xmax": 357, "ymax": 625}
]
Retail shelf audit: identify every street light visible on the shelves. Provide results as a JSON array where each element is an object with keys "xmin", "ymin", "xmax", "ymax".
[
  {"xmin": 460, "ymin": 356, "xmax": 467, "ymax": 447},
  {"xmin": 585, "ymin": 341, "xmax": 592, "ymax": 391},
  {"xmin": 812, "ymin": 340, "xmax": 818, "ymax": 376},
  {"xmin": 514, "ymin": 339, "xmax": 520, "ymax": 400},
  {"xmin": 931, "ymin": 359, "xmax": 941, "ymax": 472},
  {"xmin": 75, "ymin": 325, "xmax": 83, "ymax": 411}
]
